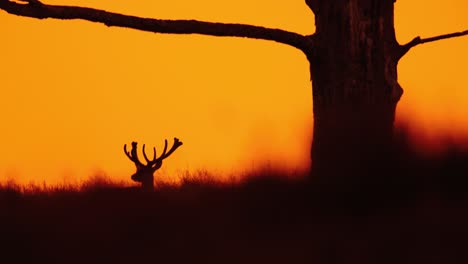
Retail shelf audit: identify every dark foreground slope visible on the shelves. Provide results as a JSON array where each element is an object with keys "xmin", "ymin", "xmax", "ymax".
[{"xmin": 0, "ymin": 141, "xmax": 467, "ymax": 264}]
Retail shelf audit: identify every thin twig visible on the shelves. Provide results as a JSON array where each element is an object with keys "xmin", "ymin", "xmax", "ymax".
[{"xmin": 399, "ymin": 29, "xmax": 468, "ymax": 59}]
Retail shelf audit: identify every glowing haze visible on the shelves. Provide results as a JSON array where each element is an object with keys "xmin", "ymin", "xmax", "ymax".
[{"xmin": 0, "ymin": 0, "xmax": 467, "ymax": 184}]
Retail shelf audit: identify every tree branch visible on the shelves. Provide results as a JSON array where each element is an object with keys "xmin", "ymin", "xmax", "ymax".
[
  {"xmin": 398, "ymin": 29, "xmax": 468, "ymax": 59},
  {"xmin": 0, "ymin": 0, "xmax": 310, "ymax": 52}
]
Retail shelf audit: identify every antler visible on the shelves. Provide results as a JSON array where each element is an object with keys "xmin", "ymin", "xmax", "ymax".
[
  {"xmin": 123, "ymin": 141, "xmax": 144, "ymax": 167},
  {"xmin": 160, "ymin": 138, "xmax": 183, "ymax": 160},
  {"xmin": 146, "ymin": 137, "xmax": 183, "ymax": 166},
  {"xmin": 123, "ymin": 138, "xmax": 183, "ymax": 168},
  {"xmin": 124, "ymin": 138, "xmax": 183, "ymax": 189},
  {"xmin": 142, "ymin": 144, "xmax": 156, "ymax": 164}
]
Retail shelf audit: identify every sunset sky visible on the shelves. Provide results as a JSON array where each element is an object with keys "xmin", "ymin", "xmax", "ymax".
[{"xmin": 1, "ymin": 0, "xmax": 467, "ymax": 185}]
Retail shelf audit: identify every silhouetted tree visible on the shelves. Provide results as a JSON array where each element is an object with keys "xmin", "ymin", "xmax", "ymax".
[{"xmin": 2, "ymin": 0, "xmax": 467, "ymax": 179}]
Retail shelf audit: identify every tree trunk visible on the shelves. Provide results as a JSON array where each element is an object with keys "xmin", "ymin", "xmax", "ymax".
[{"xmin": 306, "ymin": 0, "xmax": 403, "ymax": 184}]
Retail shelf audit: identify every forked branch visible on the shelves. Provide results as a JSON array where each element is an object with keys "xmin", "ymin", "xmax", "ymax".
[
  {"xmin": 0, "ymin": 0, "xmax": 310, "ymax": 52},
  {"xmin": 398, "ymin": 29, "xmax": 468, "ymax": 59}
]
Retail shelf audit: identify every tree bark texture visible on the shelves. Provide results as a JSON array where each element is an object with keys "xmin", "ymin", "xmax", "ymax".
[{"xmin": 306, "ymin": 0, "xmax": 403, "ymax": 182}]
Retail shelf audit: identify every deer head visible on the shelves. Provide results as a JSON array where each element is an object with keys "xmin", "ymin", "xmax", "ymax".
[{"xmin": 124, "ymin": 138, "xmax": 183, "ymax": 190}]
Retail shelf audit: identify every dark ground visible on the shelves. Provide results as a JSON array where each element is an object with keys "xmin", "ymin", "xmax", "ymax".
[{"xmin": 0, "ymin": 137, "xmax": 467, "ymax": 264}]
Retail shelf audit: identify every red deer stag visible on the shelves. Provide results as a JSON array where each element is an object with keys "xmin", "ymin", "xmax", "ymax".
[{"xmin": 124, "ymin": 138, "xmax": 183, "ymax": 190}]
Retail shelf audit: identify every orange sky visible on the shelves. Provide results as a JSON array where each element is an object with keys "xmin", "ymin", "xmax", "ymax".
[{"xmin": 0, "ymin": 0, "xmax": 467, "ymax": 185}]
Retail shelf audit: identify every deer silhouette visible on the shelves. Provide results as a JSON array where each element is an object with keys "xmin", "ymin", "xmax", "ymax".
[{"xmin": 124, "ymin": 138, "xmax": 183, "ymax": 190}]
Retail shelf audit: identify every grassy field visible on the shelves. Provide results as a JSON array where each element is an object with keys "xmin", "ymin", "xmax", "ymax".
[{"xmin": 1, "ymin": 138, "xmax": 467, "ymax": 264}]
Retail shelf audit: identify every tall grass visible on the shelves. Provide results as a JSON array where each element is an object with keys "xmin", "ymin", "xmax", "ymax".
[{"xmin": 0, "ymin": 130, "xmax": 467, "ymax": 263}]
